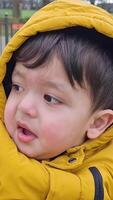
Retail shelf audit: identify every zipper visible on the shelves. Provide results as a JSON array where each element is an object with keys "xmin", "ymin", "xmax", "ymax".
[{"xmin": 89, "ymin": 167, "xmax": 104, "ymax": 200}]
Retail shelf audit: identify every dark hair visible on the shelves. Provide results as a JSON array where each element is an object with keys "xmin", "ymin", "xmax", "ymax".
[{"xmin": 4, "ymin": 26, "xmax": 113, "ymax": 113}]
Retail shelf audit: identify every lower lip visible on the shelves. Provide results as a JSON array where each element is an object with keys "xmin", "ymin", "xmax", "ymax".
[{"xmin": 17, "ymin": 129, "xmax": 37, "ymax": 143}]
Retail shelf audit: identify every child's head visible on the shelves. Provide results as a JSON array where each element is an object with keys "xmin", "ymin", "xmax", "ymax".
[{"xmin": 4, "ymin": 27, "xmax": 113, "ymax": 160}]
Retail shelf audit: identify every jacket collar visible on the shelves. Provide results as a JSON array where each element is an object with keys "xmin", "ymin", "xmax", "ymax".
[{"xmin": 43, "ymin": 126, "xmax": 113, "ymax": 170}]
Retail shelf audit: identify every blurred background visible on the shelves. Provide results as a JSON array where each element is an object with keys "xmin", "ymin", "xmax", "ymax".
[{"xmin": 0, "ymin": 0, "xmax": 113, "ymax": 54}]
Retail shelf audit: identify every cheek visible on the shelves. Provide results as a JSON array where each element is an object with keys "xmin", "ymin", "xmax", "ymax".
[
  {"xmin": 4, "ymin": 100, "xmax": 15, "ymax": 134},
  {"xmin": 41, "ymin": 120, "xmax": 67, "ymax": 145}
]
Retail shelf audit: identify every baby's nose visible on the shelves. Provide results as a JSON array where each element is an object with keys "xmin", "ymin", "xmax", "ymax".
[{"xmin": 18, "ymin": 93, "xmax": 37, "ymax": 117}]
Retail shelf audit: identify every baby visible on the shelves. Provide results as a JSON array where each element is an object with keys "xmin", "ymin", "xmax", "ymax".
[{"xmin": 1, "ymin": 0, "xmax": 113, "ymax": 199}]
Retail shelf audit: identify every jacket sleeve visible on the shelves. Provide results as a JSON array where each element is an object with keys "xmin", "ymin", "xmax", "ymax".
[
  {"xmin": 44, "ymin": 166, "xmax": 95, "ymax": 200},
  {"xmin": 0, "ymin": 121, "xmax": 49, "ymax": 200},
  {"xmin": 44, "ymin": 163, "xmax": 111, "ymax": 200}
]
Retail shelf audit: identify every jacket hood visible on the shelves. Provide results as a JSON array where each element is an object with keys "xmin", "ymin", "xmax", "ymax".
[{"xmin": 1, "ymin": 0, "xmax": 113, "ymax": 154}]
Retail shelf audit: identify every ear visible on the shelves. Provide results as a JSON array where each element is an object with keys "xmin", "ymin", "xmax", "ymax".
[{"xmin": 87, "ymin": 109, "xmax": 113, "ymax": 139}]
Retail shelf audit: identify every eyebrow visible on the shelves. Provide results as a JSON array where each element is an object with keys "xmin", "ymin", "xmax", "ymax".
[
  {"xmin": 12, "ymin": 69, "xmax": 25, "ymax": 79},
  {"xmin": 12, "ymin": 70, "xmax": 71, "ymax": 92},
  {"xmin": 44, "ymin": 80, "xmax": 69, "ymax": 93}
]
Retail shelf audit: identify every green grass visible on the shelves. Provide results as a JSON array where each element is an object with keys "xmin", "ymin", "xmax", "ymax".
[
  {"xmin": 21, "ymin": 9, "xmax": 36, "ymax": 19},
  {"xmin": 0, "ymin": 9, "xmax": 12, "ymax": 18},
  {"xmin": 0, "ymin": 9, "xmax": 37, "ymax": 20}
]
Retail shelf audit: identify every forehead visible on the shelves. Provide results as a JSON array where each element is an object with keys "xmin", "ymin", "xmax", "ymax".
[{"xmin": 12, "ymin": 55, "xmax": 70, "ymax": 83}]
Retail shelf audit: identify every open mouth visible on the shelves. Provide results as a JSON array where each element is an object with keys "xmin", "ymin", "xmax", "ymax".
[{"xmin": 17, "ymin": 125, "xmax": 37, "ymax": 143}]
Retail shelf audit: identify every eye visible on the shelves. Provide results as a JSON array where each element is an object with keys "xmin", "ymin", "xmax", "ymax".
[
  {"xmin": 44, "ymin": 94, "xmax": 62, "ymax": 105},
  {"xmin": 11, "ymin": 84, "xmax": 24, "ymax": 93}
]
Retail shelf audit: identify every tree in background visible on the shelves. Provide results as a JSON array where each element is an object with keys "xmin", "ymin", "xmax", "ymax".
[
  {"xmin": 11, "ymin": 0, "xmax": 22, "ymax": 22},
  {"xmin": 42, "ymin": 0, "xmax": 50, "ymax": 6},
  {"xmin": 88, "ymin": 0, "xmax": 108, "ymax": 5},
  {"xmin": 38, "ymin": 0, "xmax": 52, "ymax": 8},
  {"xmin": 9, "ymin": 0, "xmax": 53, "ymax": 21},
  {"xmin": 89, "ymin": 0, "xmax": 96, "ymax": 4}
]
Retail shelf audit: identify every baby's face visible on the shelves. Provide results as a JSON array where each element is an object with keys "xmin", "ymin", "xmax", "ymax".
[{"xmin": 4, "ymin": 55, "xmax": 92, "ymax": 160}]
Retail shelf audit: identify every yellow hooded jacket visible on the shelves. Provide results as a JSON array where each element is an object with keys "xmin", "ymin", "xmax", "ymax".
[{"xmin": 0, "ymin": 0, "xmax": 113, "ymax": 199}]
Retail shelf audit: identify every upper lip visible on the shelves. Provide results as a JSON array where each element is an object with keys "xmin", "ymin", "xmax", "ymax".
[{"xmin": 17, "ymin": 121, "xmax": 36, "ymax": 136}]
